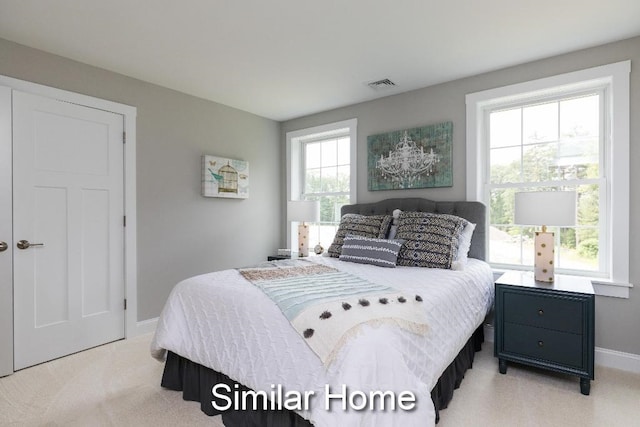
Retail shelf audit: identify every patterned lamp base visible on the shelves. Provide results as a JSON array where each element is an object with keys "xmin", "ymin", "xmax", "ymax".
[
  {"xmin": 298, "ymin": 223, "xmax": 309, "ymax": 257},
  {"xmin": 534, "ymin": 230, "xmax": 554, "ymax": 282}
]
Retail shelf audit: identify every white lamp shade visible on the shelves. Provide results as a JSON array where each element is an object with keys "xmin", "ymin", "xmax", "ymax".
[
  {"xmin": 287, "ymin": 200, "xmax": 320, "ymax": 223},
  {"xmin": 514, "ymin": 191, "xmax": 576, "ymax": 227}
]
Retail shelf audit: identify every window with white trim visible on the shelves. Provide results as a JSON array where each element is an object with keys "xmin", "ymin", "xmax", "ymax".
[
  {"xmin": 286, "ymin": 119, "xmax": 357, "ymax": 252},
  {"xmin": 489, "ymin": 92, "xmax": 604, "ymax": 274},
  {"xmin": 466, "ymin": 62, "xmax": 630, "ymax": 288}
]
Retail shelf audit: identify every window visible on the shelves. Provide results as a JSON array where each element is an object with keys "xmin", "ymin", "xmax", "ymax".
[
  {"xmin": 466, "ymin": 62, "xmax": 630, "ymax": 295},
  {"xmin": 488, "ymin": 93, "xmax": 603, "ymax": 273},
  {"xmin": 286, "ymin": 119, "xmax": 357, "ymax": 251}
]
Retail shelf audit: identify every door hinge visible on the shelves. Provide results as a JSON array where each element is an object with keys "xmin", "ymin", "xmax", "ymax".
[
  {"xmin": 124, "ymin": 299, "xmax": 127, "ymax": 310},
  {"xmin": 123, "ymin": 131, "xmax": 126, "ymax": 143},
  {"xmin": 123, "ymin": 215, "xmax": 126, "ymax": 227}
]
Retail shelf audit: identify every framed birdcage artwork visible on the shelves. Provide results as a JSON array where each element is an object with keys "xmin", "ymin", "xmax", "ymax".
[
  {"xmin": 201, "ymin": 155, "xmax": 249, "ymax": 199},
  {"xmin": 367, "ymin": 121, "xmax": 453, "ymax": 191}
]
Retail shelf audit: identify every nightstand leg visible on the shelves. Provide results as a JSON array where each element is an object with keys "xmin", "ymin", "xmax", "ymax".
[
  {"xmin": 498, "ymin": 358, "xmax": 507, "ymax": 374},
  {"xmin": 580, "ymin": 378, "xmax": 590, "ymax": 395}
]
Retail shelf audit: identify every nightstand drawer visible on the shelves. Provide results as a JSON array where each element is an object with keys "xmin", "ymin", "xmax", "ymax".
[
  {"xmin": 503, "ymin": 291, "xmax": 583, "ymax": 334},
  {"xmin": 503, "ymin": 322, "xmax": 584, "ymax": 369}
]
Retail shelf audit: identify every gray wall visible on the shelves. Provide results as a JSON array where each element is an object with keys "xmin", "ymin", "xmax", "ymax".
[
  {"xmin": 282, "ymin": 36, "xmax": 640, "ymax": 355},
  {"xmin": 0, "ymin": 38, "xmax": 282, "ymax": 322}
]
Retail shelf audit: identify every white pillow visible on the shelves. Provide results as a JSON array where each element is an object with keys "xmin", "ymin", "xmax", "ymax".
[
  {"xmin": 387, "ymin": 209, "xmax": 402, "ymax": 239},
  {"xmin": 387, "ymin": 224, "xmax": 398, "ymax": 240},
  {"xmin": 392, "ymin": 209, "xmax": 402, "ymax": 224},
  {"xmin": 452, "ymin": 222, "xmax": 476, "ymax": 270}
]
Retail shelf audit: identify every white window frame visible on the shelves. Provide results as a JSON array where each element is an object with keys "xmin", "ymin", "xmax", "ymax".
[
  {"xmin": 286, "ymin": 118, "xmax": 357, "ymax": 250},
  {"xmin": 466, "ymin": 61, "xmax": 631, "ymax": 298}
]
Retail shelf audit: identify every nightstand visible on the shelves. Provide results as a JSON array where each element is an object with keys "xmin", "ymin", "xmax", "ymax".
[
  {"xmin": 494, "ymin": 271, "xmax": 595, "ymax": 395},
  {"xmin": 267, "ymin": 255, "xmax": 290, "ymax": 261}
]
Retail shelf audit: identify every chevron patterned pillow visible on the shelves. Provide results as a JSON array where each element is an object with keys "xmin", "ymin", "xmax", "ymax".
[
  {"xmin": 328, "ymin": 214, "xmax": 393, "ymax": 258},
  {"xmin": 395, "ymin": 212, "xmax": 469, "ymax": 269}
]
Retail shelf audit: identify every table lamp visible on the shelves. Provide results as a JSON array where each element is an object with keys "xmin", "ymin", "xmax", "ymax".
[
  {"xmin": 514, "ymin": 191, "xmax": 576, "ymax": 282},
  {"xmin": 287, "ymin": 200, "xmax": 320, "ymax": 257}
]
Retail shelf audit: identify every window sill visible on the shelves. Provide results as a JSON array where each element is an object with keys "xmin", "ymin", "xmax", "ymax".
[
  {"xmin": 492, "ymin": 269, "xmax": 633, "ymax": 299},
  {"xmin": 591, "ymin": 280, "xmax": 633, "ymax": 299}
]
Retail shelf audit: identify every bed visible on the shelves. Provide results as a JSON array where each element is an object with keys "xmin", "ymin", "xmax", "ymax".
[{"xmin": 151, "ymin": 198, "xmax": 494, "ymax": 427}]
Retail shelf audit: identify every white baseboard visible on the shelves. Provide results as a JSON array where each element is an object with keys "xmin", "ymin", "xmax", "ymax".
[
  {"xmin": 134, "ymin": 317, "xmax": 158, "ymax": 336},
  {"xmin": 482, "ymin": 324, "xmax": 640, "ymax": 374},
  {"xmin": 594, "ymin": 346, "xmax": 640, "ymax": 374}
]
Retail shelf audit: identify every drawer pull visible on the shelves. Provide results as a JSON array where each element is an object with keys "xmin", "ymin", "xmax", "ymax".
[
  {"xmin": 538, "ymin": 340, "xmax": 544, "ymax": 347},
  {"xmin": 538, "ymin": 309, "xmax": 544, "ymax": 316}
]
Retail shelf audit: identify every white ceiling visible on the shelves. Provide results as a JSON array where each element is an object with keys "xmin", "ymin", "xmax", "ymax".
[{"xmin": 1, "ymin": 0, "xmax": 639, "ymax": 121}]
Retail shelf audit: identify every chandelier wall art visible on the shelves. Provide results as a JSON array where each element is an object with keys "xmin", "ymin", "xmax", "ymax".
[{"xmin": 367, "ymin": 122, "xmax": 453, "ymax": 191}]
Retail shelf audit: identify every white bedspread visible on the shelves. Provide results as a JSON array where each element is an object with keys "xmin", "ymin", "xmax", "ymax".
[{"xmin": 150, "ymin": 257, "xmax": 494, "ymax": 427}]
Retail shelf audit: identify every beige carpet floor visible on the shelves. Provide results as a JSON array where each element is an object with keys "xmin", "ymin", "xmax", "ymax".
[{"xmin": 1, "ymin": 333, "xmax": 639, "ymax": 426}]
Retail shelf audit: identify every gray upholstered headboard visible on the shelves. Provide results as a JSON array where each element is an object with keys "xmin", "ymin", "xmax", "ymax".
[{"xmin": 341, "ymin": 198, "xmax": 487, "ymax": 261}]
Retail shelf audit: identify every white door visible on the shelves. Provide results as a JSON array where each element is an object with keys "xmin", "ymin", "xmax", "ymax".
[
  {"xmin": 0, "ymin": 86, "xmax": 13, "ymax": 377},
  {"xmin": 13, "ymin": 90, "xmax": 125, "ymax": 370}
]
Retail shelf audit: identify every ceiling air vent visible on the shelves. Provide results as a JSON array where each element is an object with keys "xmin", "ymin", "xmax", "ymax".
[{"xmin": 367, "ymin": 78, "xmax": 397, "ymax": 90}]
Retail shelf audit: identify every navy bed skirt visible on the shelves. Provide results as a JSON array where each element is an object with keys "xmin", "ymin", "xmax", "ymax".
[{"xmin": 161, "ymin": 326, "xmax": 484, "ymax": 426}]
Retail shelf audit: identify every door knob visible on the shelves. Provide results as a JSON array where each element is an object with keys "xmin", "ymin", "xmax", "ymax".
[
  {"xmin": 17, "ymin": 240, "xmax": 45, "ymax": 250},
  {"xmin": 0, "ymin": 242, "xmax": 7, "ymax": 252}
]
